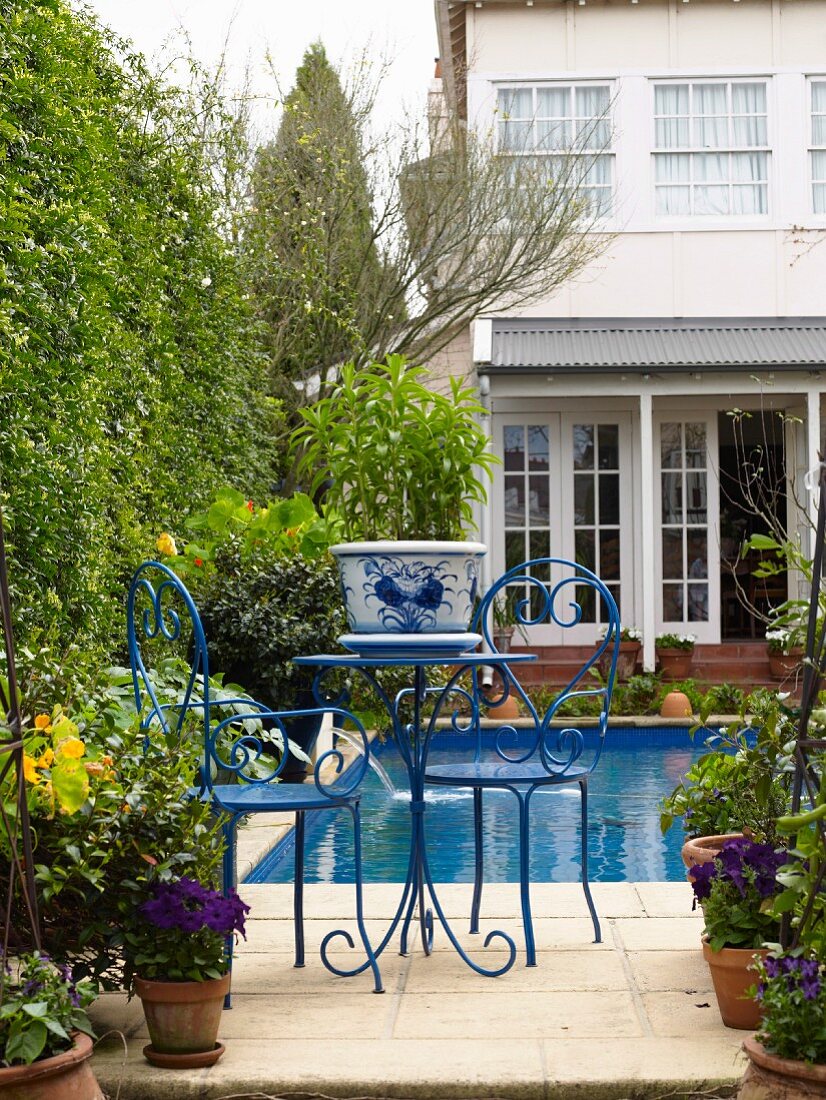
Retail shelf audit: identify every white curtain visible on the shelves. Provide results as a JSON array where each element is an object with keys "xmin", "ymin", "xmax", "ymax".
[
  {"xmin": 813, "ymin": 151, "xmax": 826, "ymax": 214},
  {"xmin": 654, "ymin": 84, "xmax": 689, "ymax": 149},
  {"xmin": 812, "ymin": 82, "xmax": 826, "ymax": 145},
  {"xmin": 732, "ymin": 83, "xmax": 767, "ymax": 147},
  {"xmin": 654, "ymin": 153, "xmax": 690, "ymax": 214},
  {"xmin": 498, "ymin": 88, "xmax": 533, "ymax": 152}
]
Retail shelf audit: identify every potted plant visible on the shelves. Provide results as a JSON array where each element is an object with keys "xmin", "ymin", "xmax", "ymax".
[
  {"xmin": 0, "ymin": 951, "xmax": 101, "ymax": 1099},
  {"xmin": 690, "ymin": 837, "xmax": 787, "ymax": 1028},
  {"xmin": 125, "ymin": 876, "xmax": 249, "ymax": 1068},
  {"xmin": 291, "ymin": 354, "xmax": 498, "ymax": 642},
  {"xmin": 596, "ymin": 625, "xmax": 641, "ymax": 681},
  {"xmin": 655, "ymin": 632, "xmax": 696, "ymax": 680},
  {"xmin": 739, "ymin": 953, "xmax": 826, "ymax": 1098},
  {"xmin": 660, "ymin": 691, "xmax": 794, "ymax": 871},
  {"xmin": 765, "ymin": 628, "xmax": 805, "ymax": 679}
]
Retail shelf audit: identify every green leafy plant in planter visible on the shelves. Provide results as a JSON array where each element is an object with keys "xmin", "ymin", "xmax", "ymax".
[
  {"xmin": 0, "ymin": 952, "xmax": 101, "ymax": 1098},
  {"xmin": 292, "ymin": 354, "xmax": 496, "ymax": 542},
  {"xmin": 655, "ymin": 632, "xmax": 696, "ymax": 680},
  {"xmin": 659, "ymin": 690, "xmax": 794, "ymax": 844},
  {"xmin": 291, "ymin": 355, "xmax": 499, "ymax": 636}
]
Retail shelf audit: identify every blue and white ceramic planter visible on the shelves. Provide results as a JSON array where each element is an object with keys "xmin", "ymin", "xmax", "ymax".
[{"xmin": 331, "ymin": 541, "xmax": 486, "ymax": 634}]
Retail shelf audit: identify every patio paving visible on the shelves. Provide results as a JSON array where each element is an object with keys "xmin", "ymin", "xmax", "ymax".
[{"xmin": 89, "ymin": 881, "xmax": 748, "ymax": 1100}]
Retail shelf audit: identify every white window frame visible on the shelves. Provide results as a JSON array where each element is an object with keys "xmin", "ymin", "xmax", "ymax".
[
  {"xmin": 651, "ymin": 78, "xmax": 771, "ymax": 221},
  {"xmin": 495, "ymin": 81, "xmax": 615, "ymax": 218},
  {"xmin": 809, "ymin": 77, "xmax": 826, "ymax": 216}
]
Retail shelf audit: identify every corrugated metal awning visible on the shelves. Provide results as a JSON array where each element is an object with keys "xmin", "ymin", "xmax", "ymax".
[{"xmin": 485, "ymin": 317, "xmax": 826, "ymax": 373}]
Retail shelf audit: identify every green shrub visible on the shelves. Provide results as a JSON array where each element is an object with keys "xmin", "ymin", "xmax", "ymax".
[
  {"xmin": 0, "ymin": 0, "xmax": 281, "ymax": 658},
  {"xmin": 197, "ymin": 546, "xmax": 345, "ymax": 710}
]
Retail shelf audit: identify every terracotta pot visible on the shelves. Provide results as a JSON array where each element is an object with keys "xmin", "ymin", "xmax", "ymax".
[
  {"xmin": 702, "ymin": 938, "xmax": 767, "ymax": 1029},
  {"xmin": 656, "ymin": 647, "xmax": 694, "ymax": 681},
  {"xmin": 768, "ymin": 648, "xmax": 804, "ymax": 679},
  {"xmin": 599, "ymin": 640, "xmax": 639, "ymax": 681},
  {"xmin": 681, "ymin": 833, "xmax": 745, "ymax": 871},
  {"xmin": 0, "ymin": 1032, "xmax": 103, "ymax": 1100},
  {"xmin": 134, "ymin": 972, "xmax": 230, "ymax": 1059},
  {"xmin": 738, "ymin": 1036, "xmax": 826, "ymax": 1099},
  {"xmin": 660, "ymin": 690, "xmax": 692, "ymax": 718}
]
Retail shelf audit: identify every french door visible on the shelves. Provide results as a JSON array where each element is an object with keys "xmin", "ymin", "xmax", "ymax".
[
  {"xmin": 494, "ymin": 413, "xmax": 632, "ymax": 644},
  {"xmin": 654, "ymin": 413, "xmax": 720, "ymax": 643}
]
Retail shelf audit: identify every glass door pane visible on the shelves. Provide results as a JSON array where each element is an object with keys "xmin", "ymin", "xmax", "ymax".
[
  {"xmin": 572, "ymin": 422, "xmax": 622, "ymax": 621},
  {"xmin": 659, "ymin": 420, "xmax": 710, "ymax": 625},
  {"xmin": 501, "ymin": 423, "xmax": 554, "ymax": 623}
]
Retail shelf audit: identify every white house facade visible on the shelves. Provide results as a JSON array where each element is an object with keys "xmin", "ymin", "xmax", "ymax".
[{"xmin": 433, "ymin": 0, "xmax": 826, "ymax": 673}]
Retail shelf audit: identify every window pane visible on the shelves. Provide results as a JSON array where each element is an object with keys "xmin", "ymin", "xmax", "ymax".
[
  {"xmin": 573, "ymin": 425, "xmax": 595, "ymax": 469},
  {"xmin": 574, "ymin": 474, "xmax": 595, "ymax": 525},
  {"xmin": 505, "ymin": 477, "xmax": 525, "ymax": 523},
  {"xmin": 506, "ymin": 531, "xmax": 526, "ymax": 572},
  {"xmin": 575, "ymin": 85, "xmax": 609, "ymax": 117},
  {"xmin": 732, "ymin": 82, "xmax": 766, "ymax": 114},
  {"xmin": 662, "ymin": 529, "xmax": 684, "ymax": 580},
  {"xmin": 815, "ymin": 182, "xmax": 826, "ymax": 215},
  {"xmin": 732, "ymin": 152, "xmax": 767, "ymax": 182},
  {"xmin": 685, "ymin": 472, "xmax": 708, "ymax": 523},
  {"xmin": 661, "ymin": 423, "xmax": 682, "ymax": 468},
  {"xmin": 498, "ymin": 87, "xmax": 532, "ymax": 119},
  {"xmin": 500, "ymin": 120, "xmax": 532, "ymax": 152},
  {"xmin": 687, "ymin": 583, "xmax": 709, "ymax": 621},
  {"xmin": 662, "ymin": 583, "xmax": 683, "ymax": 621},
  {"xmin": 694, "ymin": 115, "xmax": 728, "ymax": 148},
  {"xmin": 695, "ymin": 153, "xmax": 728, "ymax": 181},
  {"xmin": 528, "ymin": 425, "xmax": 549, "ymax": 470},
  {"xmin": 600, "ymin": 530, "xmax": 620, "ymax": 580},
  {"xmin": 685, "ymin": 423, "xmax": 707, "ymax": 465},
  {"xmin": 606, "ymin": 583, "xmax": 621, "ymax": 617},
  {"xmin": 536, "ymin": 119, "xmax": 571, "ymax": 150},
  {"xmin": 812, "ymin": 82, "xmax": 826, "ymax": 113},
  {"xmin": 695, "ymin": 185, "xmax": 729, "ymax": 215},
  {"xmin": 599, "ymin": 474, "xmax": 619, "ymax": 525},
  {"xmin": 574, "ymin": 583, "xmax": 596, "ymax": 623},
  {"xmin": 504, "ymin": 425, "xmax": 525, "ymax": 470},
  {"xmin": 577, "ymin": 117, "xmax": 610, "ymax": 149},
  {"xmin": 584, "ymin": 156, "xmax": 612, "ymax": 186},
  {"xmin": 656, "ymin": 186, "xmax": 691, "ymax": 215},
  {"xmin": 687, "ymin": 530, "xmax": 708, "ymax": 576},
  {"xmin": 575, "ymin": 529, "xmax": 595, "ymax": 571},
  {"xmin": 655, "ymin": 84, "xmax": 689, "ymax": 116},
  {"xmin": 537, "ymin": 86, "xmax": 570, "ymax": 118},
  {"xmin": 655, "ymin": 117, "xmax": 689, "ymax": 149},
  {"xmin": 694, "ymin": 83, "xmax": 727, "ymax": 115},
  {"xmin": 529, "ymin": 476, "xmax": 549, "ymax": 524},
  {"xmin": 655, "ymin": 154, "xmax": 690, "ymax": 182},
  {"xmin": 662, "ymin": 473, "xmax": 683, "ymax": 523},
  {"xmin": 813, "ymin": 150, "xmax": 826, "ymax": 179},
  {"xmin": 732, "ymin": 184, "xmax": 766, "ymax": 215},
  {"xmin": 598, "ymin": 424, "xmax": 619, "ymax": 469},
  {"xmin": 813, "ymin": 117, "xmax": 826, "ymax": 147},
  {"xmin": 732, "ymin": 115, "xmax": 767, "ymax": 147},
  {"xmin": 530, "ymin": 530, "xmax": 550, "ymax": 568}
]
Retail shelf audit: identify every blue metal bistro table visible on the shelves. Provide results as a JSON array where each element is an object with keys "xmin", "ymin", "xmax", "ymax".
[{"xmin": 293, "ymin": 652, "xmax": 536, "ymax": 978}]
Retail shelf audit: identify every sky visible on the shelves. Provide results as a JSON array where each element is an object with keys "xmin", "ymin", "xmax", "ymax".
[{"xmin": 86, "ymin": 0, "xmax": 440, "ymax": 136}]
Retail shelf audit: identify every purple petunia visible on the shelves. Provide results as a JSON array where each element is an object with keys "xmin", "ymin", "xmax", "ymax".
[{"xmin": 140, "ymin": 877, "xmax": 249, "ymax": 939}]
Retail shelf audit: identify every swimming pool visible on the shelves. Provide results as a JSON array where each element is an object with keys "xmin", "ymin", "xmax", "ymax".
[{"xmin": 248, "ymin": 726, "xmax": 704, "ymax": 885}]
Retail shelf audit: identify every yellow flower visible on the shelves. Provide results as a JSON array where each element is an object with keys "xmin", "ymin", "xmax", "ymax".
[
  {"xmin": 36, "ymin": 748, "xmax": 54, "ymax": 769},
  {"xmin": 156, "ymin": 532, "xmax": 178, "ymax": 557},
  {"xmin": 56, "ymin": 737, "xmax": 85, "ymax": 760},
  {"xmin": 22, "ymin": 754, "xmax": 41, "ymax": 785},
  {"xmin": 34, "ymin": 714, "xmax": 52, "ymax": 732}
]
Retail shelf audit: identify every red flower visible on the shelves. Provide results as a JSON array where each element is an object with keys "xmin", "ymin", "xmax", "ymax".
[
  {"xmin": 246, "ymin": 500, "xmax": 254, "ymax": 512},
  {"xmin": 194, "ymin": 558, "xmax": 203, "ymax": 567}
]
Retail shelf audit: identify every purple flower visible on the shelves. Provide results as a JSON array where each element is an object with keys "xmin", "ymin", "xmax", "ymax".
[
  {"xmin": 802, "ymin": 977, "xmax": 821, "ymax": 1001},
  {"xmin": 782, "ymin": 955, "xmax": 799, "ymax": 974},
  {"xmin": 765, "ymin": 956, "xmax": 782, "ymax": 979},
  {"xmin": 690, "ymin": 860, "xmax": 717, "ymax": 903},
  {"xmin": 801, "ymin": 959, "xmax": 820, "ymax": 981}
]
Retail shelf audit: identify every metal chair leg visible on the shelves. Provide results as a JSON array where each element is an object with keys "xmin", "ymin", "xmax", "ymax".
[
  {"xmin": 579, "ymin": 779, "xmax": 601, "ymax": 943},
  {"xmin": 350, "ymin": 803, "xmax": 384, "ymax": 993},
  {"xmin": 221, "ymin": 817, "xmax": 237, "ymax": 1008},
  {"xmin": 470, "ymin": 787, "xmax": 483, "ymax": 934},
  {"xmin": 518, "ymin": 790, "xmax": 536, "ymax": 967},
  {"xmin": 294, "ymin": 810, "xmax": 306, "ymax": 968}
]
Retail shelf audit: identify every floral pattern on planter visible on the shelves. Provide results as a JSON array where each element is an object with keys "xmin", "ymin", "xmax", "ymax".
[{"xmin": 333, "ymin": 542, "xmax": 485, "ymax": 633}]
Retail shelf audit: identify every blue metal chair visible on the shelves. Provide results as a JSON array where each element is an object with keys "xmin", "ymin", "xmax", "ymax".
[
  {"xmin": 424, "ymin": 557, "xmax": 621, "ymax": 965},
  {"xmin": 127, "ymin": 560, "xmax": 383, "ymax": 998}
]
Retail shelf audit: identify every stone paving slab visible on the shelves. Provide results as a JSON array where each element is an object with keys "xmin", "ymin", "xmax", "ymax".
[{"xmin": 89, "ymin": 882, "xmax": 746, "ymax": 1100}]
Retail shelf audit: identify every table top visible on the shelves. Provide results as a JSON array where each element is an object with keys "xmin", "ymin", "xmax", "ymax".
[{"xmin": 293, "ymin": 652, "xmax": 537, "ymax": 669}]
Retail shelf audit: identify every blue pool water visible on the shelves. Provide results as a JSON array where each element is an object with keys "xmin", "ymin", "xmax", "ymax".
[{"xmin": 249, "ymin": 727, "xmax": 705, "ymax": 885}]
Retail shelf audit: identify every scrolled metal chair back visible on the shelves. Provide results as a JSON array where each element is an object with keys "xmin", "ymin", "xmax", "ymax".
[
  {"xmin": 470, "ymin": 557, "xmax": 621, "ymax": 775},
  {"xmin": 127, "ymin": 561, "xmax": 371, "ymax": 797}
]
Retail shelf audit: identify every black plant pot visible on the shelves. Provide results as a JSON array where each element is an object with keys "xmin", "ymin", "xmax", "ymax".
[{"xmin": 277, "ymin": 707, "xmax": 324, "ymax": 784}]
